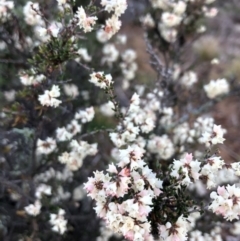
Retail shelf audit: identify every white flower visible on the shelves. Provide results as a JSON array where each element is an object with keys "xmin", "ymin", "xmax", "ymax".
[
  {"xmin": 121, "ymin": 49, "xmax": 137, "ymax": 64},
  {"xmin": 96, "ymin": 29, "xmax": 109, "ymax": 43},
  {"xmin": 4, "ymin": 90, "xmax": 15, "ymax": 102},
  {"xmin": 58, "ymin": 152, "xmax": 82, "ymax": 171},
  {"xmin": 205, "ymin": 0, "xmax": 216, "ymax": 3},
  {"xmin": 76, "ymin": 48, "xmax": 92, "ymax": 62},
  {"xmin": 48, "ymin": 22, "xmax": 62, "ymax": 37},
  {"xmin": 23, "ymin": 2, "xmax": 44, "ymax": 26},
  {"xmin": 100, "ymin": 101, "xmax": 115, "ymax": 117},
  {"xmin": 76, "ymin": 6, "xmax": 97, "ymax": 32},
  {"xmin": 109, "ymin": 132, "xmax": 125, "ymax": 147},
  {"xmin": 56, "ymin": 127, "xmax": 73, "ymax": 141},
  {"xmin": 148, "ymin": 135, "xmax": 175, "ymax": 160},
  {"xmin": 50, "ymin": 209, "xmax": 67, "ymax": 234},
  {"xmin": 89, "ymin": 72, "xmax": 113, "ymax": 89},
  {"xmin": 140, "ymin": 14, "xmax": 155, "ymax": 28},
  {"xmin": 159, "ymin": 24, "xmax": 178, "ymax": 43},
  {"xmin": 150, "ymin": 0, "xmax": 169, "ymax": 9},
  {"xmin": 204, "ymin": 7, "xmax": 218, "ymax": 18},
  {"xmin": 209, "ymin": 185, "xmax": 240, "ymax": 221},
  {"xmin": 57, "ymin": 0, "xmax": 67, "ymax": 5},
  {"xmin": 180, "ymin": 71, "xmax": 198, "ymax": 88},
  {"xmin": 116, "ymin": 34, "xmax": 127, "ymax": 44},
  {"xmin": 100, "ymin": 0, "xmax": 127, "ymax": 17},
  {"xmin": 36, "ymin": 22, "xmax": 62, "ymax": 40},
  {"xmin": 231, "ymin": 221, "xmax": 240, "ymax": 235},
  {"xmin": 104, "ymin": 15, "xmax": 122, "ymax": 39},
  {"xmin": 59, "ymin": 140, "xmax": 97, "ymax": 171},
  {"xmin": 36, "ymin": 137, "xmax": 57, "ymax": 155},
  {"xmin": 129, "ymin": 93, "xmax": 140, "ymax": 113},
  {"xmin": 38, "ymin": 85, "xmax": 62, "ymax": 108},
  {"xmin": 159, "ymin": 215, "xmax": 188, "ymax": 241},
  {"xmin": 75, "ymin": 107, "xmax": 95, "ymax": 123},
  {"xmin": 63, "ymin": 84, "xmax": 79, "ymax": 98},
  {"xmin": 102, "ymin": 44, "xmax": 119, "ymax": 65},
  {"xmin": 204, "ymin": 78, "xmax": 229, "ymax": 99},
  {"xmin": 20, "ymin": 73, "xmax": 45, "ymax": 86},
  {"xmin": 197, "ymin": 25, "xmax": 206, "ymax": 33},
  {"xmin": 211, "ymin": 58, "xmax": 219, "ymax": 65},
  {"xmin": 231, "ymin": 162, "xmax": 240, "ymax": 176},
  {"xmin": 35, "ymin": 184, "xmax": 52, "ymax": 199},
  {"xmin": 36, "ymin": 26, "xmax": 47, "ymax": 38},
  {"xmin": 202, "ymin": 124, "xmax": 226, "ymax": 145},
  {"xmin": 173, "ymin": 1, "xmax": 187, "ymax": 15},
  {"xmin": 67, "ymin": 119, "xmax": 82, "ymax": 136},
  {"xmin": 73, "ymin": 185, "xmax": 85, "ymax": 201},
  {"xmin": 24, "ymin": 200, "xmax": 41, "ymax": 216},
  {"xmin": 161, "ymin": 12, "xmax": 182, "ymax": 27},
  {"xmin": 50, "ymin": 85, "xmax": 61, "ymax": 97}
]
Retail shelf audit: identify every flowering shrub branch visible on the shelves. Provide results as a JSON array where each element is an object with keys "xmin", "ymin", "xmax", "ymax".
[{"xmin": 1, "ymin": 0, "xmax": 240, "ymax": 241}]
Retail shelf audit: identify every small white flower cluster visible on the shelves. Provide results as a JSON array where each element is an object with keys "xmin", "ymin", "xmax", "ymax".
[
  {"xmin": 149, "ymin": 0, "xmax": 168, "ymax": 10},
  {"xmin": 34, "ymin": 167, "xmax": 73, "ymax": 183},
  {"xmin": 23, "ymin": 1, "xmax": 44, "ymax": 26},
  {"xmin": 73, "ymin": 185, "xmax": 86, "ymax": 201},
  {"xmin": 190, "ymin": 227, "xmax": 222, "ymax": 241},
  {"xmin": 148, "ymin": 135, "xmax": 175, "ymax": 160},
  {"xmin": 120, "ymin": 49, "xmax": 138, "ymax": 89},
  {"xmin": 24, "ymin": 200, "xmax": 42, "ymax": 216},
  {"xmin": 25, "ymin": 150, "xmax": 69, "ymax": 233},
  {"xmin": 158, "ymin": 215, "xmax": 188, "ymax": 241},
  {"xmin": 19, "ymin": 71, "xmax": 45, "ymax": 86},
  {"xmin": 209, "ymin": 185, "xmax": 240, "ymax": 221},
  {"xmin": 97, "ymin": 221, "xmax": 123, "ymax": 241},
  {"xmin": 51, "ymin": 186, "xmax": 71, "ymax": 204},
  {"xmin": 75, "ymin": 6, "xmax": 98, "ymax": 33},
  {"xmin": 180, "ymin": 71, "xmax": 198, "ymax": 88},
  {"xmin": 24, "ymin": 183, "xmax": 52, "ymax": 216},
  {"xmin": 63, "ymin": 83, "xmax": 79, "ymax": 98},
  {"xmin": 216, "ymin": 167, "xmax": 238, "ymax": 186},
  {"xmin": 141, "ymin": 14, "xmax": 155, "ymax": 28},
  {"xmin": 171, "ymin": 153, "xmax": 201, "ymax": 186},
  {"xmin": 55, "ymin": 106, "xmax": 94, "ymax": 143},
  {"xmin": 157, "ymin": 1, "xmax": 186, "ymax": 43},
  {"xmin": 200, "ymin": 156, "xmax": 225, "ymax": 189},
  {"xmin": 201, "ymin": 124, "xmax": 226, "ymax": 146},
  {"xmin": 172, "ymin": 127, "xmax": 227, "ymax": 189},
  {"xmin": 173, "ymin": 117, "xmax": 225, "ymax": 148},
  {"xmin": 202, "ymin": 6, "xmax": 218, "ymax": 18},
  {"xmin": 75, "ymin": 48, "xmax": 92, "ymax": 63},
  {"xmin": 231, "ymin": 221, "xmax": 240, "ymax": 235},
  {"xmin": 35, "ymin": 183, "xmax": 52, "ymax": 199},
  {"xmin": 38, "ymin": 85, "xmax": 62, "ymax": 108},
  {"xmin": 36, "ymin": 137, "xmax": 57, "ymax": 155},
  {"xmin": 49, "ymin": 209, "xmax": 68, "ymax": 234},
  {"xmin": 4, "ymin": 90, "xmax": 15, "ymax": 102},
  {"xmin": 110, "ymin": 93, "xmax": 155, "ymax": 148},
  {"xmin": 0, "ymin": 0, "xmax": 14, "ymax": 21},
  {"xmin": 100, "ymin": 101, "xmax": 115, "ymax": 117},
  {"xmin": 56, "ymin": 0, "xmax": 67, "ymax": 5},
  {"xmin": 148, "ymin": 0, "xmax": 217, "ymax": 43},
  {"xmin": 84, "ymin": 146, "xmax": 162, "ymax": 241},
  {"xmin": 89, "ymin": 72, "xmax": 113, "ymax": 89},
  {"xmin": 204, "ymin": 78, "xmax": 230, "ymax": 99},
  {"xmin": 36, "ymin": 22, "xmax": 62, "ymax": 42},
  {"xmin": 75, "ymin": 106, "xmax": 95, "ymax": 123},
  {"xmin": 102, "ymin": 43, "xmax": 119, "ymax": 66},
  {"xmin": 99, "ymin": 0, "xmax": 127, "ymax": 39},
  {"xmin": 34, "ymin": 167, "xmax": 74, "ymax": 208},
  {"xmin": 56, "ymin": 119, "xmax": 82, "ymax": 142},
  {"xmin": 58, "ymin": 140, "xmax": 97, "ymax": 171}
]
